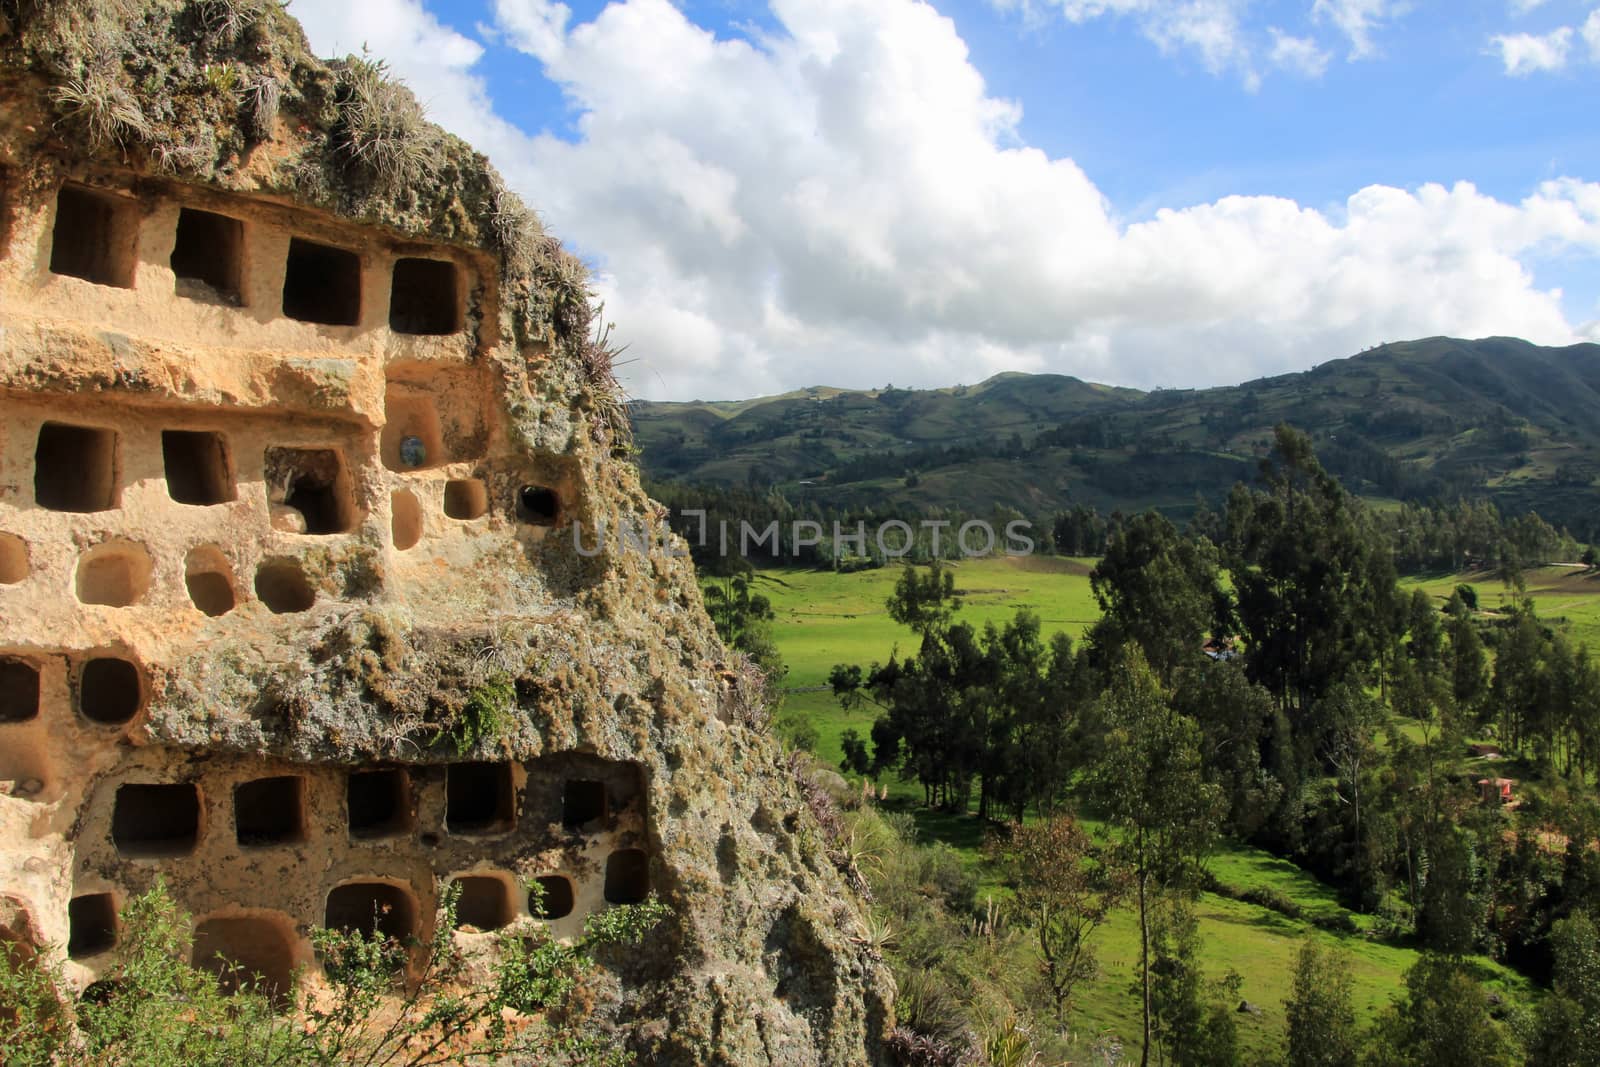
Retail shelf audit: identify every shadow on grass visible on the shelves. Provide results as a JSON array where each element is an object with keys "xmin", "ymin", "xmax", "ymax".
[
  {"xmin": 881, "ymin": 797, "xmax": 995, "ymax": 857},
  {"xmin": 1201, "ymin": 898, "xmax": 1303, "ymax": 937}
]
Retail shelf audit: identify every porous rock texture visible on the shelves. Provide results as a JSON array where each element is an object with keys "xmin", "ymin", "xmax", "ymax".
[{"xmin": 0, "ymin": 2, "xmax": 893, "ymax": 1062}]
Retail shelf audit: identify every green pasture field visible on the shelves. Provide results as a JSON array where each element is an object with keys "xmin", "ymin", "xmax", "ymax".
[
  {"xmin": 735, "ymin": 556, "xmax": 1572, "ymax": 1056},
  {"xmin": 1401, "ymin": 563, "xmax": 1600, "ymax": 651}
]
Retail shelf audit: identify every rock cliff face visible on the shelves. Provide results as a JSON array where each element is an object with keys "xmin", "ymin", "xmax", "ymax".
[{"xmin": 0, "ymin": 2, "xmax": 893, "ymax": 1061}]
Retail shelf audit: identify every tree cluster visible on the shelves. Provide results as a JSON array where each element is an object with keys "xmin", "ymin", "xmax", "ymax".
[{"xmin": 832, "ymin": 424, "xmax": 1600, "ymax": 1065}]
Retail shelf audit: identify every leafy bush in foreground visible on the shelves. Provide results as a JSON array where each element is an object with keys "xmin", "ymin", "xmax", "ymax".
[{"xmin": 0, "ymin": 878, "xmax": 667, "ymax": 1066}]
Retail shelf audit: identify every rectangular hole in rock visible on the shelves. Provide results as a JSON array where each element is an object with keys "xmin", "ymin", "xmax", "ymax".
[
  {"xmin": 389, "ymin": 257, "xmax": 461, "ymax": 335},
  {"xmin": 324, "ymin": 883, "xmax": 416, "ymax": 941},
  {"xmin": 79, "ymin": 656, "xmax": 143, "ymax": 726},
  {"xmin": 0, "ymin": 532, "xmax": 28, "ymax": 584},
  {"xmin": 49, "ymin": 185, "xmax": 136, "ymax": 287},
  {"xmin": 0, "ymin": 167, "xmax": 13, "ymax": 264},
  {"xmin": 263, "ymin": 447, "xmax": 358, "ymax": 535},
  {"xmin": 192, "ymin": 916, "xmax": 295, "ymax": 1010},
  {"xmin": 561, "ymin": 779, "xmax": 607, "ymax": 830},
  {"xmin": 443, "ymin": 479, "xmax": 488, "ymax": 521},
  {"xmin": 446, "ymin": 762, "xmax": 514, "ymax": 835},
  {"xmin": 391, "ymin": 490, "xmax": 423, "ymax": 551},
  {"xmin": 380, "ymin": 389, "xmax": 445, "ymax": 471},
  {"xmin": 112, "ymin": 783, "xmax": 200, "ymax": 858},
  {"xmin": 171, "ymin": 207, "xmax": 244, "ymax": 304},
  {"xmin": 515, "ymin": 485, "xmax": 559, "ymax": 526},
  {"xmin": 75, "ymin": 543, "xmax": 153, "ymax": 607},
  {"xmin": 185, "ymin": 547, "xmax": 238, "ymax": 617},
  {"xmin": 604, "ymin": 848, "xmax": 650, "ymax": 905},
  {"xmin": 163, "ymin": 430, "xmax": 235, "ymax": 505},
  {"xmin": 0, "ymin": 657, "xmax": 41, "ymax": 723},
  {"xmin": 34, "ymin": 422, "xmax": 118, "ymax": 512},
  {"xmin": 530, "ymin": 875, "xmax": 574, "ymax": 920},
  {"xmin": 68, "ymin": 893, "xmax": 118, "ymax": 959},
  {"xmin": 234, "ymin": 776, "xmax": 305, "ymax": 847},
  {"xmin": 452, "ymin": 876, "xmax": 512, "ymax": 931},
  {"xmin": 282, "ymin": 238, "xmax": 361, "ymax": 326},
  {"xmin": 347, "ymin": 769, "xmax": 411, "ymax": 839}
]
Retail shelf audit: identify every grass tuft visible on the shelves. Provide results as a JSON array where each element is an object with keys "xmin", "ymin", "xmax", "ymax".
[
  {"xmin": 241, "ymin": 74, "xmax": 280, "ymax": 141},
  {"xmin": 578, "ymin": 305, "xmax": 636, "ymax": 452},
  {"xmin": 50, "ymin": 68, "xmax": 150, "ymax": 151},
  {"xmin": 332, "ymin": 53, "xmax": 439, "ymax": 193},
  {"xmin": 149, "ymin": 137, "xmax": 211, "ymax": 175},
  {"xmin": 196, "ymin": 0, "xmax": 265, "ymax": 40},
  {"xmin": 486, "ymin": 175, "xmax": 545, "ymax": 267}
]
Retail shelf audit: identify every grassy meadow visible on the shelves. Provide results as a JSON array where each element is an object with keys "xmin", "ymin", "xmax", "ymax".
[
  {"xmin": 742, "ymin": 555, "xmax": 1573, "ymax": 1056},
  {"xmin": 1401, "ymin": 563, "xmax": 1600, "ymax": 651}
]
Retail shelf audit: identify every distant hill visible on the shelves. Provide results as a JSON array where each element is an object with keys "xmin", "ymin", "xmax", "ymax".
[{"xmin": 630, "ymin": 337, "xmax": 1600, "ymax": 537}]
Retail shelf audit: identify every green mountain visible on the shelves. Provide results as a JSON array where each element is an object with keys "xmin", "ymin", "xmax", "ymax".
[{"xmin": 631, "ymin": 337, "xmax": 1600, "ymax": 536}]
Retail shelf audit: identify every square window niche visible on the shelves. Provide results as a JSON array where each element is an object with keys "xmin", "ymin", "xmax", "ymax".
[
  {"xmin": 282, "ymin": 238, "xmax": 361, "ymax": 326},
  {"xmin": 35, "ymin": 422, "xmax": 119, "ymax": 513},
  {"xmin": 171, "ymin": 207, "xmax": 244, "ymax": 304},
  {"xmin": 389, "ymin": 257, "xmax": 461, "ymax": 335},
  {"xmin": 50, "ymin": 185, "xmax": 137, "ymax": 288}
]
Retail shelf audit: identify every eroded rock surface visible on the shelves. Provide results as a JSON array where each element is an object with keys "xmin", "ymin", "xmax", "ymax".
[{"xmin": 0, "ymin": 3, "xmax": 892, "ymax": 1062}]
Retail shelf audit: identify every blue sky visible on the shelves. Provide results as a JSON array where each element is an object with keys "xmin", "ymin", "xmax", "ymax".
[{"xmin": 290, "ymin": 0, "xmax": 1600, "ymax": 400}]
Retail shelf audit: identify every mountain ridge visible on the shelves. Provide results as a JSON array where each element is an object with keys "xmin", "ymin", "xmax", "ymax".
[{"xmin": 631, "ymin": 336, "xmax": 1600, "ymax": 537}]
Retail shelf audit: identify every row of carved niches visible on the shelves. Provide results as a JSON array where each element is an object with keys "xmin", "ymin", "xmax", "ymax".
[
  {"xmin": 0, "ymin": 528, "xmax": 323, "ymax": 617},
  {"xmin": 61, "ymin": 857, "xmax": 641, "ymax": 1007},
  {"xmin": 89, "ymin": 758, "xmax": 643, "ymax": 857},
  {"xmin": 43, "ymin": 182, "xmax": 473, "ymax": 336},
  {"xmin": 10, "ymin": 410, "xmax": 562, "ymax": 560},
  {"xmin": 20, "ymin": 413, "xmax": 361, "ymax": 526},
  {"xmin": 62, "ymin": 754, "xmax": 653, "ymax": 993}
]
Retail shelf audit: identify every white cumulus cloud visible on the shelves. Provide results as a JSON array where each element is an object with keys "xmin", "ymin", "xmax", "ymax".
[
  {"xmin": 1269, "ymin": 29, "xmax": 1331, "ymax": 76},
  {"xmin": 989, "ymin": 0, "xmax": 1259, "ymax": 84},
  {"xmin": 1491, "ymin": 26, "xmax": 1575, "ymax": 74},
  {"xmin": 293, "ymin": 0, "xmax": 1600, "ymax": 401},
  {"xmin": 1312, "ymin": 0, "xmax": 1406, "ymax": 59}
]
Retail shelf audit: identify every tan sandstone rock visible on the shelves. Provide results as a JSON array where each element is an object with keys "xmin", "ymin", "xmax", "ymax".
[{"xmin": 0, "ymin": 2, "xmax": 893, "ymax": 1062}]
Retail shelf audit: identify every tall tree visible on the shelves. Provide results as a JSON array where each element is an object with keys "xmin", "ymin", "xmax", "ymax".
[
  {"xmin": 1365, "ymin": 954, "xmax": 1518, "ymax": 1067},
  {"xmin": 1445, "ymin": 596, "xmax": 1489, "ymax": 717},
  {"xmin": 1171, "ymin": 661, "xmax": 1283, "ymax": 837},
  {"xmin": 1149, "ymin": 902, "xmax": 1241, "ymax": 1067},
  {"xmin": 1489, "ymin": 605, "xmax": 1548, "ymax": 752},
  {"xmin": 704, "ymin": 570, "xmax": 788, "ymax": 705},
  {"xmin": 1090, "ymin": 511, "xmax": 1225, "ymax": 683},
  {"xmin": 992, "ymin": 816, "xmax": 1128, "ymax": 1025},
  {"xmin": 1017, "ymin": 631, "xmax": 1088, "ymax": 816},
  {"xmin": 1284, "ymin": 940, "xmax": 1358, "ymax": 1067},
  {"xmin": 1086, "ymin": 647, "xmax": 1223, "ymax": 1067},
  {"xmin": 885, "ymin": 561, "xmax": 962, "ymax": 635},
  {"xmin": 979, "ymin": 611, "xmax": 1047, "ymax": 820},
  {"xmin": 1316, "ymin": 683, "xmax": 1388, "ymax": 907},
  {"xmin": 1531, "ymin": 912, "xmax": 1600, "ymax": 1067},
  {"xmin": 1226, "ymin": 425, "xmax": 1393, "ymax": 720}
]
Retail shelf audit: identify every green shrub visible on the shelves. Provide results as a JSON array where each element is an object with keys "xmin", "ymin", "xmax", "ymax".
[
  {"xmin": 1311, "ymin": 911, "xmax": 1362, "ymax": 936},
  {"xmin": 0, "ymin": 879, "xmax": 668, "ymax": 1066},
  {"xmin": 917, "ymin": 842, "xmax": 978, "ymax": 916},
  {"xmin": 1239, "ymin": 886, "xmax": 1304, "ymax": 920},
  {"xmin": 442, "ymin": 676, "xmax": 515, "ymax": 755}
]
